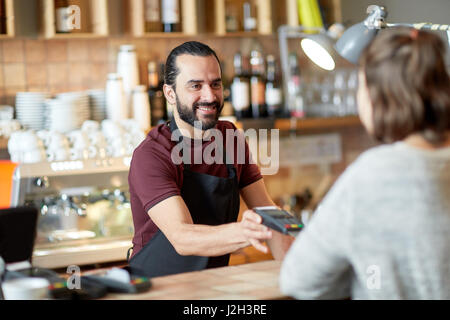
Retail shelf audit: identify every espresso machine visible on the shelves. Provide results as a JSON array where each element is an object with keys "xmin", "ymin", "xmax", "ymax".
[{"xmin": 10, "ymin": 157, "xmax": 134, "ymax": 269}]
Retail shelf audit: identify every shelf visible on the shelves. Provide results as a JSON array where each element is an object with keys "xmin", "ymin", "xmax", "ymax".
[
  {"xmin": 234, "ymin": 116, "xmax": 361, "ymax": 131},
  {"xmin": 127, "ymin": 0, "xmax": 275, "ymax": 37},
  {"xmin": 127, "ymin": 0, "xmax": 194, "ymax": 36},
  {"xmin": 130, "ymin": 31, "xmax": 186, "ymax": 38},
  {"xmin": 40, "ymin": 0, "xmax": 109, "ymax": 39},
  {"xmin": 44, "ymin": 32, "xmax": 108, "ymax": 39},
  {"xmin": 214, "ymin": 31, "xmax": 275, "ymax": 38},
  {"xmin": 0, "ymin": 0, "xmax": 15, "ymax": 37},
  {"xmin": 128, "ymin": 31, "xmax": 276, "ymax": 39},
  {"xmin": 275, "ymin": 116, "xmax": 361, "ymax": 131}
]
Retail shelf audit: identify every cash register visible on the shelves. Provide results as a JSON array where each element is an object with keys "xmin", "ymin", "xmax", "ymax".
[{"xmin": 0, "ymin": 207, "xmax": 150, "ymax": 299}]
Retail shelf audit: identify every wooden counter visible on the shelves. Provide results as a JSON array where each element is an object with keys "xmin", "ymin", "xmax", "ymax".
[{"xmin": 103, "ymin": 260, "xmax": 290, "ymax": 300}]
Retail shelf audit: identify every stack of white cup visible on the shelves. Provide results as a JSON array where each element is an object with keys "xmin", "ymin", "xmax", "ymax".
[
  {"xmin": 8, "ymin": 131, "xmax": 46, "ymax": 164},
  {"xmin": 0, "ymin": 105, "xmax": 21, "ymax": 138},
  {"xmin": 40, "ymin": 131, "xmax": 71, "ymax": 162},
  {"xmin": 132, "ymin": 85, "xmax": 151, "ymax": 132},
  {"xmin": 117, "ymin": 44, "xmax": 139, "ymax": 118},
  {"xmin": 106, "ymin": 73, "xmax": 128, "ymax": 122},
  {"xmin": 102, "ymin": 119, "xmax": 146, "ymax": 158}
]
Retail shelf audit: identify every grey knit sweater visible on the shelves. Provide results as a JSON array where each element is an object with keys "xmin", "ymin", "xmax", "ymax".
[{"xmin": 280, "ymin": 142, "xmax": 450, "ymax": 299}]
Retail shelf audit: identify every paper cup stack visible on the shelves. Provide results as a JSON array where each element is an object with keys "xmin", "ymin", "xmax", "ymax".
[{"xmin": 15, "ymin": 92, "xmax": 51, "ymax": 130}]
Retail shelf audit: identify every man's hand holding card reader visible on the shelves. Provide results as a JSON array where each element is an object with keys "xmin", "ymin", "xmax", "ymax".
[{"xmin": 253, "ymin": 206, "xmax": 304, "ymax": 237}]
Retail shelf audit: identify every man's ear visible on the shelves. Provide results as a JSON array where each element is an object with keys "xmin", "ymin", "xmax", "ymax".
[{"xmin": 163, "ymin": 84, "xmax": 177, "ymax": 105}]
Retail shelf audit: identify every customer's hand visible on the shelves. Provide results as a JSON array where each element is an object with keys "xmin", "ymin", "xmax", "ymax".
[{"xmin": 239, "ymin": 210, "xmax": 272, "ymax": 253}]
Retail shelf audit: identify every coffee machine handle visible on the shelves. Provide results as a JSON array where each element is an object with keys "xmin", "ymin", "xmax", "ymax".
[{"xmin": 0, "ymin": 256, "xmax": 5, "ymax": 300}]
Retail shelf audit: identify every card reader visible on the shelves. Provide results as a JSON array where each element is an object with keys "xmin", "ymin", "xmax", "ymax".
[{"xmin": 254, "ymin": 206, "xmax": 304, "ymax": 237}]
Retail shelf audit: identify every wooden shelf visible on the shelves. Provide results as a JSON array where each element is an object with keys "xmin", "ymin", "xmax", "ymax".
[
  {"xmin": 214, "ymin": 31, "xmax": 275, "ymax": 38},
  {"xmin": 127, "ymin": 0, "xmax": 196, "ymax": 37},
  {"xmin": 127, "ymin": 0, "xmax": 276, "ymax": 37},
  {"xmin": 274, "ymin": 116, "xmax": 361, "ymax": 131},
  {"xmin": 235, "ymin": 116, "xmax": 361, "ymax": 131},
  {"xmin": 0, "ymin": 0, "xmax": 15, "ymax": 37},
  {"xmin": 130, "ymin": 31, "xmax": 186, "ymax": 38},
  {"xmin": 40, "ymin": 0, "xmax": 109, "ymax": 39},
  {"xmin": 45, "ymin": 32, "xmax": 108, "ymax": 39}
]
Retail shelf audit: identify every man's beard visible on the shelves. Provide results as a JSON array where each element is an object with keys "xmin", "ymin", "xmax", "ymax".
[{"xmin": 176, "ymin": 95, "xmax": 223, "ymax": 130}]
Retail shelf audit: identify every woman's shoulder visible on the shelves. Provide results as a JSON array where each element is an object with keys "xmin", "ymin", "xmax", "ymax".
[
  {"xmin": 338, "ymin": 144, "xmax": 405, "ymax": 183},
  {"xmin": 353, "ymin": 143, "xmax": 406, "ymax": 167}
]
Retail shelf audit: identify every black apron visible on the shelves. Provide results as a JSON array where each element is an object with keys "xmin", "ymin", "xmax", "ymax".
[{"xmin": 128, "ymin": 119, "xmax": 240, "ymax": 278}]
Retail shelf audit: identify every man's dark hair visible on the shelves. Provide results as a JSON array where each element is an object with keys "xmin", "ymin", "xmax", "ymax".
[{"xmin": 164, "ymin": 41, "xmax": 221, "ymax": 90}]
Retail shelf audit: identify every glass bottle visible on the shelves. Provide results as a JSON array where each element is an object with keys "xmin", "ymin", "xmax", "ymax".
[
  {"xmin": 147, "ymin": 61, "xmax": 167, "ymax": 126},
  {"xmin": 55, "ymin": 0, "xmax": 70, "ymax": 33},
  {"xmin": 287, "ymin": 52, "xmax": 305, "ymax": 118},
  {"xmin": 265, "ymin": 55, "xmax": 283, "ymax": 117},
  {"xmin": 250, "ymin": 50, "xmax": 267, "ymax": 118},
  {"xmin": 231, "ymin": 52, "xmax": 252, "ymax": 119},
  {"xmin": 243, "ymin": 2, "xmax": 257, "ymax": 32},
  {"xmin": 0, "ymin": 0, "xmax": 6, "ymax": 34},
  {"xmin": 144, "ymin": 0, "xmax": 162, "ymax": 32},
  {"xmin": 161, "ymin": 0, "xmax": 181, "ymax": 33}
]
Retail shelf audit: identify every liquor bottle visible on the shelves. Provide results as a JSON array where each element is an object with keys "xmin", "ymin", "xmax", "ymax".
[
  {"xmin": 243, "ymin": 2, "xmax": 256, "ymax": 32},
  {"xmin": 147, "ymin": 61, "xmax": 167, "ymax": 126},
  {"xmin": 55, "ymin": 0, "xmax": 70, "ymax": 33},
  {"xmin": 0, "ymin": 0, "xmax": 5, "ymax": 35},
  {"xmin": 144, "ymin": 0, "xmax": 162, "ymax": 32},
  {"xmin": 230, "ymin": 52, "xmax": 252, "ymax": 119},
  {"xmin": 287, "ymin": 52, "xmax": 305, "ymax": 118},
  {"xmin": 250, "ymin": 50, "xmax": 267, "ymax": 118},
  {"xmin": 221, "ymin": 82, "xmax": 234, "ymax": 117},
  {"xmin": 265, "ymin": 55, "xmax": 283, "ymax": 117},
  {"xmin": 161, "ymin": 0, "xmax": 181, "ymax": 33}
]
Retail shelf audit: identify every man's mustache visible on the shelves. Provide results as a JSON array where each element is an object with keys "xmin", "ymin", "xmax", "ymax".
[{"xmin": 193, "ymin": 101, "xmax": 221, "ymax": 109}]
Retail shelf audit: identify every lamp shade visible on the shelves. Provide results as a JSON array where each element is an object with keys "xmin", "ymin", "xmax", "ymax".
[
  {"xmin": 335, "ymin": 22, "xmax": 379, "ymax": 64},
  {"xmin": 300, "ymin": 33, "xmax": 336, "ymax": 71}
]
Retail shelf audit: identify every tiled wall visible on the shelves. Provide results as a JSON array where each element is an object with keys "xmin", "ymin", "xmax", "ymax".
[{"xmin": 0, "ymin": 36, "xmax": 281, "ymax": 106}]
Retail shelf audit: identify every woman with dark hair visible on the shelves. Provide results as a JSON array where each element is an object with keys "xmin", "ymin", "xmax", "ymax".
[{"xmin": 280, "ymin": 28, "xmax": 450, "ymax": 299}]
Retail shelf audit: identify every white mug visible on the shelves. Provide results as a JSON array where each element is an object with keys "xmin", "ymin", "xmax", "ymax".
[
  {"xmin": 2, "ymin": 277, "xmax": 50, "ymax": 300},
  {"xmin": 102, "ymin": 120, "xmax": 123, "ymax": 139},
  {"xmin": 81, "ymin": 120, "xmax": 100, "ymax": 133},
  {"xmin": 0, "ymin": 105, "xmax": 14, "ymax": 121},
  {"xmin": 23, "ymin": 148, "xmax": 45, "ymax": 163},
  {"xmin": 20, "ymin": 131, "xmax": 43, "ymax": 150},
  {"xmin": 68, "ymin": 130, "xmax": 90, "ymax": 149},
  {"xmin": 70, "ymin": 148, "xmax": 90, "ymax": 160},
  {"xmin": 47, "ymin": 147, "xmax": 70, "ymax": 162},
  {"xmin": 88, "ymin": 131, "xmax": 107, "ymax": 148},
  {"xmin": 36, "ymin": 130, "xmax": 52, "ymax": 147}
]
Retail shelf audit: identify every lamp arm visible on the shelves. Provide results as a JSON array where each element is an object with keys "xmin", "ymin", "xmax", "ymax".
[
  {"xmin": 384, "ymin": 22, "xmax": 450, "ymax": 47},
  {"xmin": 363, "ymin": 5, "xmax": 449, "ymax": 32},
  {"xmin": 384, "ymin": 22, "xmax": 450, "ymax": 31}
]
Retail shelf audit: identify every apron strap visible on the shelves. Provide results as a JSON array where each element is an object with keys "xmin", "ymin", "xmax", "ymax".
[{"xmin": 126, "ymin": 246, "xmax": 133, "ymax": 262}]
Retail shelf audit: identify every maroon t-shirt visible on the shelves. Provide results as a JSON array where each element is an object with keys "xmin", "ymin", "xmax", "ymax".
[{"xmin": 128, "ymin": 120, "xmax": 262, "ymax": 258}]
